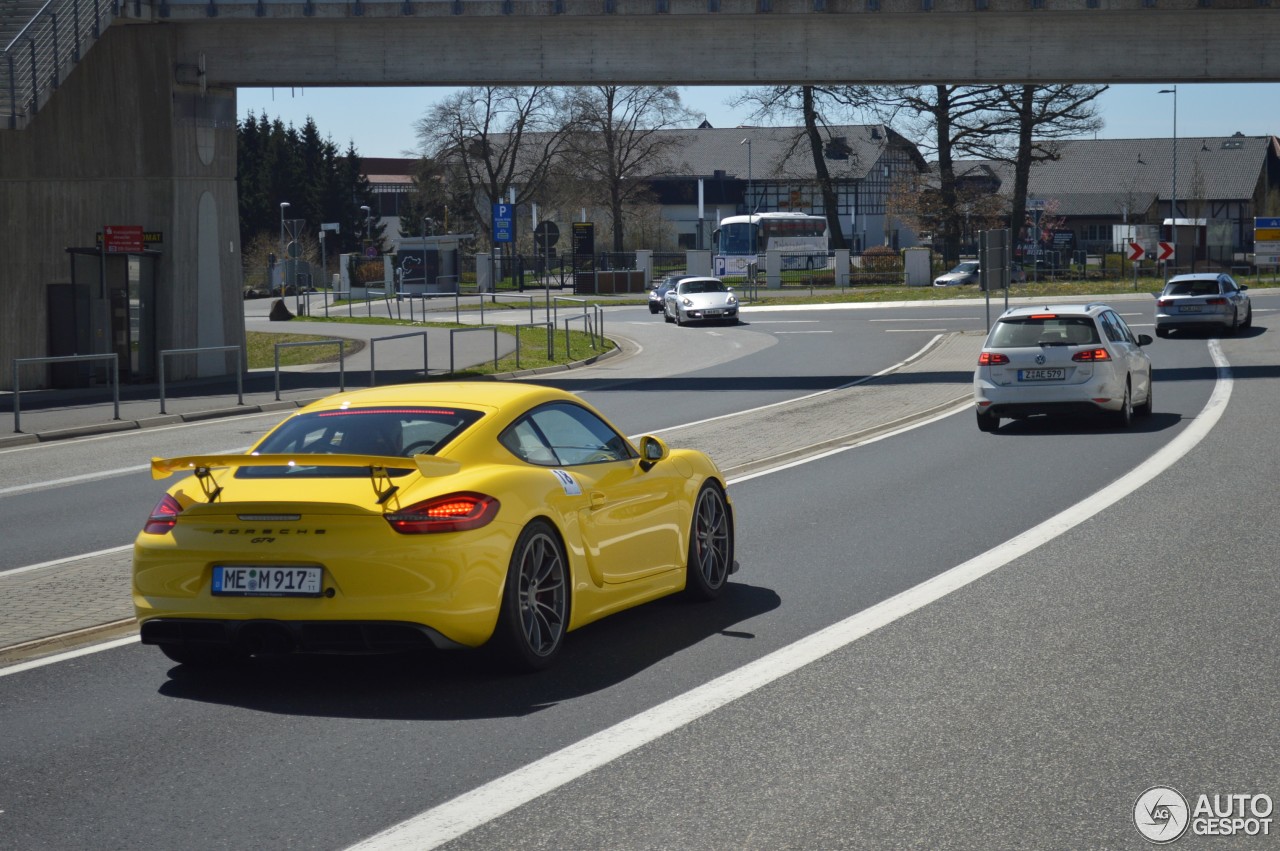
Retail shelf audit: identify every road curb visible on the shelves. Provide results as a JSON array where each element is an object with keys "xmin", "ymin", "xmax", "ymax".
[
  {"xmin": 0, "ymin": 619, "xmax": 138, "ymax": 668},
  {"xmin": 720, "ymin": 395, "xmax": 972, "ymax": 480}
]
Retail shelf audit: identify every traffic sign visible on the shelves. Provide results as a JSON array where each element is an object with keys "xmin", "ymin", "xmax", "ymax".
[
  {"xmin": 1128, "ymin": 242, "xmax": 1144, "ymax": 262},
  {"xmin": 492, "ymin": 203, "xmax": 514, "ymax": 244},
  {"xmin": 1158, "ymin": 242, "xmax": 1174, "ymax": 261},
  {"xmin": 1255, "ymin": 217, "xmax": 1280, "ymax": 229},
  {"xmin": 534, "ymin": 220, "xmax": 559, "ymax": 249},
  {"xmin": 103, "ymin": 225, "xmax": 144, "ymax": 253}
]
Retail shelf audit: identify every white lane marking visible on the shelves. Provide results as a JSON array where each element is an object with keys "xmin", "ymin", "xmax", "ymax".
[
  {"xmin": 2, "ymin": 545, "xmax": 132, "ymax": 577},
  {"xmin": 0, "ymin": 446, "xmax": 251, "ymax": 498},
  {"xmin": 0, "ymin": 411, "xmax": 282, "ymax": 456},
  {"xmin": 885, "ymin": 329, "xmax": 951, "ymax": 333},
  {"xmin": 745, "ymin": 320, "xmax": 821, "ymax": 324},
  {"xmin": 775, "ymin": 331, "xmax": 834, "ymax": 335},
  {"xmin": 0, "ymin": 465, "xmax": 151, "ymax": 495},
  {"xmin": 347, "ymin": 345, "xmax": 1232, "ymax": 851},
  {"xmin": 0, "ymin": 637, "xmax": 139, "ymax": 678}
]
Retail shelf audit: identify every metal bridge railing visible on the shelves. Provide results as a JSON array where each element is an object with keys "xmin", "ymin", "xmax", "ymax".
[{"xmin": 3, "ymin": 0, "xmax": 118, "ymax": 129}]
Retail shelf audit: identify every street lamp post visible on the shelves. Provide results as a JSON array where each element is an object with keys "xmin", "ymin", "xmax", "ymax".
[
  {"xmin": 1158, "ymin": 86, "xmax": 1177, "ymax": 272},
  {"xmin": 742, "ymin": 136, "xmax": 747, "ymax": 258},
  {"xmin": 360, "ymin": 205, "xmax": 371, "ymax": 254},
  {"xmin": 278, "ymin": 201, "xmax": 289, "ymax": 294}
]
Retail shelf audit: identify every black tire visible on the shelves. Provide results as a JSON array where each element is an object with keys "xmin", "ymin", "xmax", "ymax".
[
  {"xmin": 1113, "ymin": 380, "xmax": 1133, "ymax": 428},
  {"xmin": 685, "ymin": 483, "xmax": 733, "ymax": 600},
  {"xmin": 492, "ymin": 520, "xmax": 569, "ymax": 672},
  {"xmin": 1136, "ymin": 378, "xmax": 1154, "ymax": 418},
  {"xmin": 1242, "ymin": 305, "xmax": 1253, "ymax": 329},
  {"xmin": 675, "ymin": 311, "xmax": 685, "ymax": 327},
  {"xmin": 1227, "ymin": 309, "xmax": 1240, "ymax": 336},
  {"xmin": 664, "ymin": 308, "xmax": 674, "ymax": 324},
  {"xmin": 976, "ymin": 409, "xmax": 999, "ymax": 433},
  {"xmin": 158, "ymin": 643, "xmax": 249, "ymax": 668}
]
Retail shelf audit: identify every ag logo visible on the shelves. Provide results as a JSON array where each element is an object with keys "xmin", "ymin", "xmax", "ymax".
[{"xmin": 1135, "ymin": 786, "xmax": 1190, "ymax": 844}]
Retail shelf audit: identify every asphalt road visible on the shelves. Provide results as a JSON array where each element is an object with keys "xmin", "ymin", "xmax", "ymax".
[{"xmin": 1, "ymin": 294, "xmax": 1277, "ymax": 850}]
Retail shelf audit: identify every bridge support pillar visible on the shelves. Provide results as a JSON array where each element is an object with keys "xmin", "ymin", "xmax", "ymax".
[{"xmin": 0, "ymin": 25, "xmax": 243, "ymax": 390}]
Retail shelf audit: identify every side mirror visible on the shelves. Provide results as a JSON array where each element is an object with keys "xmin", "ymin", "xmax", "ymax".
[
  {"xmin": 1241, "ymin": 284, "xmax": 1250, "ymax": 291},
  {"xmin": 638, "ymin": 435, "xmax": 669, "ymax": 470},
  {"xmin": 1136, "ymin": 334, "xmax": 1153, "ymax": 346}
]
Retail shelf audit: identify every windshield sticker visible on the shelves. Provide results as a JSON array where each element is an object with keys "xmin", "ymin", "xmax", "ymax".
[{"xmin": 552, "ymin": 469, "xmax": 582, "ymax": 496}]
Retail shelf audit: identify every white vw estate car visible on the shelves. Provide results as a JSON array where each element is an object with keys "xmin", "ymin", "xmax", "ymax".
[{"xmin": 974, "ymin": 303, "xmax": 1154, "ymax": 432}]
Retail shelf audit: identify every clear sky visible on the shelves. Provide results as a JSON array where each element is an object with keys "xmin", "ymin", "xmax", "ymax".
[{"xmin": 235, "ymin": 84, "xmax": 1280, "ymax": 160}]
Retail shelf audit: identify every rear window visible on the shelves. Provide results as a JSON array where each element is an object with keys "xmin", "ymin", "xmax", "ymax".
[
  {"xmin": 1165, "ymin": 280, "xmax": 1221, "ymax": 296},
  {"xmin": 990, "ymin": 316, "xmax": 1101, "ymax": 348},
  {"xmin": 237, "ymin": 406, "xmax": 483, "ymax": 479}
]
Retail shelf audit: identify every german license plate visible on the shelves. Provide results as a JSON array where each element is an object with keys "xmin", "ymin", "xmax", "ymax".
[
  {"xmin": 1178, "ymin": 305, "xmax": 1202, "ymax": 313},
  {"xmin": 212, "ymin": 565, "xmax": 323, "ymax": 597},
  {"xmin": 704, "ymin": 308, "xmax": 722, "ymax": 315},
  {"xmin": 1019, "ymin": 368, "xmax": 1066, "ymax": 381}
]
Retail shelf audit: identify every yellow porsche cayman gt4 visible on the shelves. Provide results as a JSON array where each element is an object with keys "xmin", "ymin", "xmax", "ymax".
[{"xmin": 133, "ymin": 382, "xmax": 736, "ymax": 671}]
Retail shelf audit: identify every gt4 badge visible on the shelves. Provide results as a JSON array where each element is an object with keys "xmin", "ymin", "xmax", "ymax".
[{"xmin": 551, "ymin": 469, "xmax": 582, "ymax": 496}]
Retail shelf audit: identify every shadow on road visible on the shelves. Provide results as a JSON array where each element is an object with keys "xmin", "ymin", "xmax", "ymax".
[{"xmin": 155, "ymin": 581, "xmax": 781, "ymax": 720}]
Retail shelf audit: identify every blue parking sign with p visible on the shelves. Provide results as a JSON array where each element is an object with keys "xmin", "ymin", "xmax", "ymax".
[{"xmin": 493, "ymin": 203, "xmax": 514, "ymax": 243}]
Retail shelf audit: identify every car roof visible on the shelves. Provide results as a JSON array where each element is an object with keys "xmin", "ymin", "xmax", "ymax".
[
  {"xmin": 1167, "ymin": 273, "xmax": 1224, "ymax": 282},
  {"xmin": 295, "ymin": 381, "xmax": 572, "ymax": 416},
  {"xmin": 997, "ymin": 302, "xmax": 1112, "ymax": 319}
]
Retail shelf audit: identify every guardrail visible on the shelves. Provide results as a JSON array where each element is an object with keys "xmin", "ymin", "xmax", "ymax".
[
  {"xmin": 11, "ymin": 352, "xmax": 118, "ymax": 433},
  {"xmin": 560, "ymin": 313, "xmax": 597, "ymax": 360},
  {"xmin": 158, "ymin": 345, "xmax": 243, "ymax": 414},
  {"xmin": 368, "ymin": 330, "xmax": 429, "ymax": 387},
  {"xmin": 512, "ymin": 321, "xmax": 553, "ymax": 370},
  {"xmin": 551, "ymin": 296, "xmax": 603, "ymax": 349},
  {"xmin": 273, "ymin": 339, "xmax": 345, "ymax": 401},
  {"xmin": 448, "ymin": 326, "xmax": 498, "ymax": 374}
]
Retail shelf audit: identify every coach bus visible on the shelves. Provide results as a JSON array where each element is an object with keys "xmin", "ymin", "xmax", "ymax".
[{"xmin": 713, "ymin": 211, "xmax": 830, "ymax": 276}]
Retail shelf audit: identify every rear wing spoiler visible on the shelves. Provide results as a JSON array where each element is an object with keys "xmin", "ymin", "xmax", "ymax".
[{"xmin": 150, "ymin": 453, "xmax": 461, "ymax": 480}]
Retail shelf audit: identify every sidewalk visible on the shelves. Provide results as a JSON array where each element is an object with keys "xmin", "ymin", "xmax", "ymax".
[{"xmin": 0, "ymin": 321, "xmax": 982, "ymax": 665}]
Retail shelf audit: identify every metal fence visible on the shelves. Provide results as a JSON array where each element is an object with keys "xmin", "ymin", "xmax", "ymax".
[{"xmin": 3, "ymin": 0, "xmax": 117, "ymax": 129}]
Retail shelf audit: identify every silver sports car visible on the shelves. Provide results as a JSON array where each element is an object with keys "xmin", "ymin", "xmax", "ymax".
[{"xmin": 663, "ymin": 277, "xmax": 739, "ymax": 326}]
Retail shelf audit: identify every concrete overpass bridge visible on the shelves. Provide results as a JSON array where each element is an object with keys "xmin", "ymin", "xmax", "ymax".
[{"xmin": 2, "ymin": 0, "xmax": 1278, "ymax": 389}]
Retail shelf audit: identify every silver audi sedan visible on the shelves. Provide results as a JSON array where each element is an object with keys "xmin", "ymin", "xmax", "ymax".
[{"xmin": 1154, "ymin": 273, "xmax": 1252, "ymax": 337}]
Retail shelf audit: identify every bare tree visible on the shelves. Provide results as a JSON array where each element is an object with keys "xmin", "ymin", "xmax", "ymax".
[
  {"xmin": 413, "ymin": 87, "xmax": 573, "ymax": 245},
  {"xmin": 855, "ymin": 85, "xmax": 1013, "ymax": 263},
  {"xmin": 994, "ymin": 85, "xmax": 1106, "ymax": 260},
  {"xmin": 560, "ymin": 86, "xmax": 698, "ymax": 252},
  {"xmin": 732, "ymin": 85, "xmax": 889, "ymax": 250}
]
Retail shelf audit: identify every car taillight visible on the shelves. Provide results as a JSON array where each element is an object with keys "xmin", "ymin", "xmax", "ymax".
[
  {"xmin": 1156, "ymin": 298, "xmax": 1172, "ymax": 307},
  {"xmin": 385, "ymin": 493, "xmax": 500, "ymax": 534},
  {"xmin": 1205, "ymin": 297, "xmax": 1227, "ymax": 305},
  {"xmin": 978, "ymin": 352, "xmax": 1009, "ymax": 365},
  {"xmin": 143, "ymin": 494, "xmax": 183, "ymax": 534},
  {"xmin": 1072, "ymin": 348, "xmax": 1112, "ymax": 362}
]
